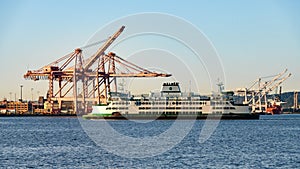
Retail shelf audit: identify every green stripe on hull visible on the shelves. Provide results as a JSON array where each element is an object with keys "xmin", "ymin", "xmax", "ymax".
[{"xmin": 82, "ymin": 113, "xmax": 112, "ymax": 119}]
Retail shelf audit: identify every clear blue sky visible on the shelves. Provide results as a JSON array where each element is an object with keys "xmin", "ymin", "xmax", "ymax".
[{"xmin": 0, "ymin": 0, "xmax": 299, "ymax": 100}]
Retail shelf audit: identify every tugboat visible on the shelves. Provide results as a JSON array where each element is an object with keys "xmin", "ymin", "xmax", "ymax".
[{"xmin": 266, "ymin": 98, "xmax": 285, "ymax": 115}]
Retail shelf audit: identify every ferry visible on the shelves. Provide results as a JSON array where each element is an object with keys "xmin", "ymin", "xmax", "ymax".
[{"xmin": 83, "ymin": 82, "xmax": 259, "ymax": 120}]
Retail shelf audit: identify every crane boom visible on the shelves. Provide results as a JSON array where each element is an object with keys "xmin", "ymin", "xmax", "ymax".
[
  {"xmin": 260, "ymin": 69, "xmax": 287, "ymax": 91},
  {"xmin": 256, "ymin": 73, "xmax": 291, "ymax": 104},
  {"xmin": 265, "ymin": 73, "xmax": 291, "ymax": 94},
  {"xmin": 84, "ymin": 26, "xmax": 125, "ymax": 71}
]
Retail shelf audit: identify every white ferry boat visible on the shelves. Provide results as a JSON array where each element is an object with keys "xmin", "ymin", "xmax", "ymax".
[{"xmin": 83, "ymin": 82, "xmax": 259, "ymax": 120}]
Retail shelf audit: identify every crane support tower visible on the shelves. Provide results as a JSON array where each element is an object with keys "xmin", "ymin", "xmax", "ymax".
[{"xmin": 24, "ymin": 26, "xmax": 171, "ymax": 115}]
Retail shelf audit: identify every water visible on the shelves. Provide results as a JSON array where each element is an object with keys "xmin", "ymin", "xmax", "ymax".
[{"xmin": 0, "ymin": 115, "xmax": 299, "ymax": 168}]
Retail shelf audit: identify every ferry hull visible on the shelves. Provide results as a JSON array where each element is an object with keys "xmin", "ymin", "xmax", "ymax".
[{"xmin": 82, "ymin": 113, "xmax": 260, "ymax": 120}]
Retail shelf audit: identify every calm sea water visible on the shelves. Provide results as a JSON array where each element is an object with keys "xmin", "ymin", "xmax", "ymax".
[{"xmin": 0, "ymin": 115, "xmax": 299, "ymax": 168}]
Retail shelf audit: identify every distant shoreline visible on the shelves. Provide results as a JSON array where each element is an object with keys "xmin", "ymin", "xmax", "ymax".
[{"xmin": 0, "ymin": 114, "xmax": 77, "ymax": 117}]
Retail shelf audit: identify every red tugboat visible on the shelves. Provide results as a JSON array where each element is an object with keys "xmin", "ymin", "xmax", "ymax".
[{"xmin": 266, "ymin": 99, "xmax": 285, "ymax": 115}]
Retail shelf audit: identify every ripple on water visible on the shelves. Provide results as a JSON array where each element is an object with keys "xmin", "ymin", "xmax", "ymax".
[{"xmin": 0, "ymin": 115, "xmax": 299, "ymax": 168}]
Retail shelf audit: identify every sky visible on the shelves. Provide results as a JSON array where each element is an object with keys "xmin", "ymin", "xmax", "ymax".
[{"xmin": 0, "ymin": 0, "xmax": 299, "ymax": 100}]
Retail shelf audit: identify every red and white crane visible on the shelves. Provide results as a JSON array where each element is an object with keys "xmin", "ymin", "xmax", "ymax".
[{"xmin": 24, "ymin": 26, "xmax": 171, "ymax": 114}]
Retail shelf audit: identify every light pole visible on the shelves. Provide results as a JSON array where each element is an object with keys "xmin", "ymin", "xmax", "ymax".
[
  {"xmin": 20, "ymin": 85, "xmax": 23, "ymax": 102},
  {"xmin": 14, "ymin": 93, "xmax": 16, "ymax": 113},
  {"xmin": 9, "ymin": 92, "xmax": 12, "ymax": 101},
  {"xmin": 31, "ymin": 88, "xmax": 34, "ymax": 101}
]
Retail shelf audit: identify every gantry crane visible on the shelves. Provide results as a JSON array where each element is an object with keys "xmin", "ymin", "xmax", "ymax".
[
  {"xmin": 239, "ymin": 69, "xmax": 291, "ymax": 113},
  {"xmin": 24, "ymin": 26, "xmax": 171, "ymax": 114}
]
